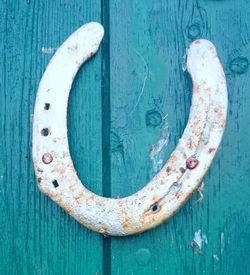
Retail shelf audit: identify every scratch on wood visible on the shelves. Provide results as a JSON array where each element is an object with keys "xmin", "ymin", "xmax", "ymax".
[{"xmin": 130, "ymin": 50, "xmax": 149, "ymax": 115}]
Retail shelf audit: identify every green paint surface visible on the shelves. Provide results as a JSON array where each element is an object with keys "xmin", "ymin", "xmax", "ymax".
[{"xmin": 1, "ymin": 1, "xmax": 250, "ymax": 274}]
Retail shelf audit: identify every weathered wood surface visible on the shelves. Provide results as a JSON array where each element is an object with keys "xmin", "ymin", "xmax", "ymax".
[
  {"xmin": 0, "ymin": 1, "xmax": 103, "ymax": 274},
  {"xmin": 1, "ymin": 0, "xmax": 250, "ymax": 274}
]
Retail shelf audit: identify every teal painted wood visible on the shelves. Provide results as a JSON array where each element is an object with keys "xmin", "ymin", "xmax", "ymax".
[
  {"xmin": 109, "ymin": 0, "xmax": 250, "ymax": 275},
  {"xmin": 0, "ymin": 1, "xmax": 103, "ymax": 274},
  {"xmin": 1, "ymin": 0, "xmax": 250, "ymax": 275}
]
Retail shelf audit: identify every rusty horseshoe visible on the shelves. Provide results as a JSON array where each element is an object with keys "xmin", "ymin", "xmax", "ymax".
[{"xmin": 32, "ymin": 22, "xmax": 227, "ymax": 236}]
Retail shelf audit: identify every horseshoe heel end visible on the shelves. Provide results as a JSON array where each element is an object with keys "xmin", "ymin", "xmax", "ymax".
[
  {"xmin": 75, "ymin": 21, "xmax": 104, "ymax": 47},
  {"xmin": 81, "ymin": 21, "xmax": 104, "ymax": 49},
  {"xmin": 32, "ymin": 22, "xmax": 104, "ymax": 195},
  {"xmin": 187, "ymin": 39, "xmax": 225, "ymax": 83}
]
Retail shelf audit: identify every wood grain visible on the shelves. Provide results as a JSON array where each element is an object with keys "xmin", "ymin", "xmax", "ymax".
[
  {"xmin": 0, "ymin": 1, "xmax": 103, "ymax": 274},
  {"xmin": 1, "ymin": 0, "xmax": 250, "ymax": 274}
]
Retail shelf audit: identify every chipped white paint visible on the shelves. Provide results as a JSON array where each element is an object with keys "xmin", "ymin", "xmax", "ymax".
[
  {"xmin": 213, "ymin": 254, "xmax": 220, "ymax": 261},
  {"xmin": 32, "ymin": 22, "xmax": 228, "ymax": 236},
  {"xmin": 182, "ymin": 48, "xmax": 188, "ymax": 72},
  {"xmin": 150, "ymin": 125, "xmax": 169, "ymax": 173},
  {"xmin": 191, "ymin": 229, "xmax": 208, "ymax": 254},
  {"xmin": 221, "ymin": 232, "xmax": 225, "ymax": 254},
  {"xmin": 41, "ymin": 47, "xmax": 57, "ymax": 54},
  {"xmin": 30, "ymin": 113, "xmax": 34, "ymax": 123},
  {"xmin": 193, "ymin": 230, "xmax": 208, "ymax": 249},
  {"xmin": 197, "ymin": 180, "xmax": 205, "ymax": 203}
]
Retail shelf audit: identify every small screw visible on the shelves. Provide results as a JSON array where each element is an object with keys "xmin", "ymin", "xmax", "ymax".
[
  {"xmin": 42, "ymin": 153, "xmax": 53, "ymax": 164},
  {"xmin": 186, "ymin": 157, "xmax": 199, "ymax": 169}
]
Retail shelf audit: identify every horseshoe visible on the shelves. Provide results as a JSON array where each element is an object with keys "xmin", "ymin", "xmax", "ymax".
[{"xmin": 32, "ymin": 22, "xmax": 227, "ymax": 236}]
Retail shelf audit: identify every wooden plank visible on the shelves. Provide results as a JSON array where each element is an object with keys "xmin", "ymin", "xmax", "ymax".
[
  {"xmin": 0, "ymin": 1, "xmax": 103, "ymax": 274},
  {"xmin": 109, "ymin": 0, "xmax": 250, "ymax": 274}
]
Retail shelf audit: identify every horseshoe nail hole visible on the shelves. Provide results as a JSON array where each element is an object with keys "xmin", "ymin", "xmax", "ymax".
[
  {"xmin": 44, "ymin": 103, "xmax": 50, "ymax": 110},
  {"xmin": 179, "ymin": 167, "xmax": 186, "ymax": 173},
  {"xmin": 170, "ymin": 182, "xmax": 180, "ymax": 192},
  {"xmin": 37, "ymin": 177, "xmax": 42, "ymax": 183},
  {"xmin": 151, "ymin": 203, "xmax": 159, "ymax": 213},
  {"xmin": 41, "ymin": 128, "xmax": 50, "ymax": 136},
  {"xmin": 52, "ymin": 180, "xmax": 59, "ymax": 188}
]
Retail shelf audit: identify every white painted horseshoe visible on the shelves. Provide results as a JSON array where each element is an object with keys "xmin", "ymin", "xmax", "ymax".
[{"xmin": 32, "ymin": 22, "xmax": 228, "ymax": 236}]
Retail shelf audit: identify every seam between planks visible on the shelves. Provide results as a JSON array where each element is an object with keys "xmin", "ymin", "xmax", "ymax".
[{"xmin": 101, "ymin": 0, "xmax": 111, "ymax": 274}]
